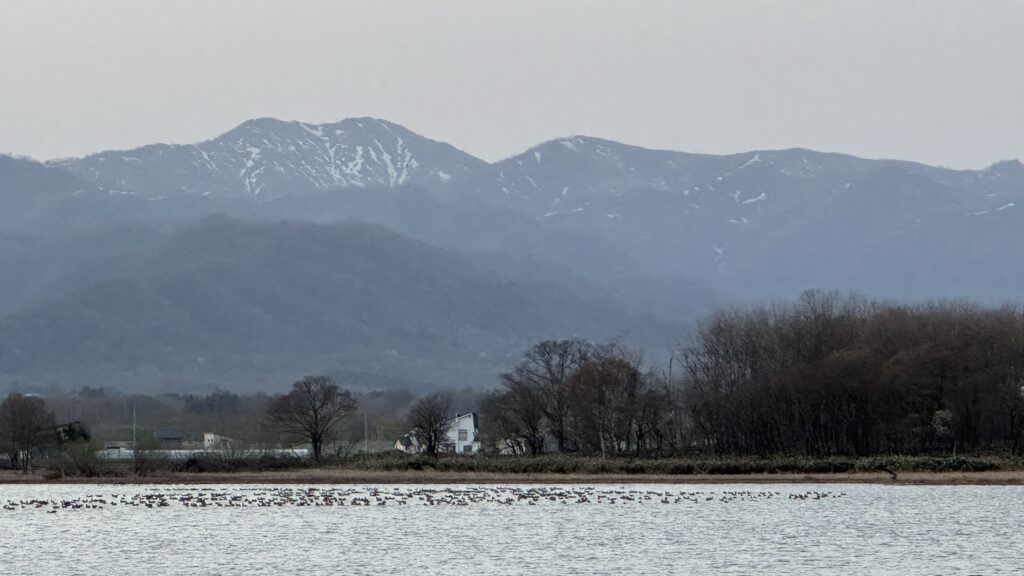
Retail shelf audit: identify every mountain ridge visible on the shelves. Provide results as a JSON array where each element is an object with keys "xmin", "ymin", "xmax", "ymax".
[
  {"xmin": 42, "ymin": 116, "xmax": 1021, "ymax": 204},
  {"xmin": 3, "ymin": 117, "xmax": 1024, "ymax": 392},
  {"xmin": 48, "ymin": 116, "xmax": 487, "ymax": 201}
]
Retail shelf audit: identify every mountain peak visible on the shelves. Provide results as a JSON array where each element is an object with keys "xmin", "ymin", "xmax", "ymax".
[
  {"xmin": 330, "ymin": 116, "xmax": 406, "ymax": 131},
  {"xmin": 525, "ymin": 135, "xmax": 671, "ymax": 158},
  {"xmin": 215, "ymin": 116, "xmax": 295, "ymax": 138},
  {"xmin": 217, "ymin": 117, "xmax": 417, "ymax": 144},
  {"xmin": 986, "ymin": 159, "xmax": 1024, "ymax": 175},
  {"xmin": 52, "ymin": 116, "xmax": 486, "ymax": 199}
]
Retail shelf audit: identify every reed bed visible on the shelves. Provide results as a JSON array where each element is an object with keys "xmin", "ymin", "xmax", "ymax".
[{"xmin": 27, "ymin": 449, "xmax": 1024, "ymax": 479}]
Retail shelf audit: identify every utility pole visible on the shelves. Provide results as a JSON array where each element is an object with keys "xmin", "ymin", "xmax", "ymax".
[
  {"xmin": 132, "ymin": 401, "xmax": 137, "ymax": 452},
  {"xmin": 364, "ymin": 414, "xmax": 369, "ymax": 454},
  {"xmin": 667, "ymin": 351, "xmax": 680, "ymax": 448}
]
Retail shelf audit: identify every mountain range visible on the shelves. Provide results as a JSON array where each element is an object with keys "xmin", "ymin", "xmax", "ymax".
[{"xmin": 1, "ymin": 117, "xmax": 1022, "ymax": 392}]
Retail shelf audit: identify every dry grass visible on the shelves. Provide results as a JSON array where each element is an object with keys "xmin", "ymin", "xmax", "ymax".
[{"xmin": 3, "ymin": 468, "xmax": 1024, "ymax": 485}]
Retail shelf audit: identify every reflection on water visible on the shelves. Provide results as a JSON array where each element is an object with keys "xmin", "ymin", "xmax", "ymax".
[{"xmin": 1, "ymin": 483, "xmax": 1020, "ymax": 575}]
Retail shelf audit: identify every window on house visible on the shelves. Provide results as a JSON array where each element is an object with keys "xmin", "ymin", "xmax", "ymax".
[{"xmin": 458, "ymin": 429, "xmax": 468, "ymax": 441}]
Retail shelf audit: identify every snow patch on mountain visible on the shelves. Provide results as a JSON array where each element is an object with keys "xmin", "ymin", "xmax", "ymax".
[
  {"xmin": 741, "ymin": 192, "xmax": 766, "ymax": 205},
  {"xmin": 50, "ymin": 117, "xmax": 486, "ymax": 200}
]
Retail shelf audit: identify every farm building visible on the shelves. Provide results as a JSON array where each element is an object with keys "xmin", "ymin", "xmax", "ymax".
[{"xmin": 395, "ymin": 412, "xmax": 481, "ymax": 454}]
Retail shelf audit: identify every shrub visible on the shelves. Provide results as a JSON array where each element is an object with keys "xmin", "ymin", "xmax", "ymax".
[{"xmin": 43, "ymin": 440, "xmax": 114, "ymax": 478}]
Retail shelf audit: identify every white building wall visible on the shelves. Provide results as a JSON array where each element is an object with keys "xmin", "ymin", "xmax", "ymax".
[
  {"xmin": 445, "ymin": 413, "xmax": 480, "ymax": 454},
  {"xmin": 394, "ymin": 412, "xmax": 482, "ymax": 454}
]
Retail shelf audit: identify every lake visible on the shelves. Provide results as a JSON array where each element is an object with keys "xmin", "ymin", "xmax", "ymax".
[{"xmin": 0, "ymin": 483, "xmax": 1019, "ymax": 574}]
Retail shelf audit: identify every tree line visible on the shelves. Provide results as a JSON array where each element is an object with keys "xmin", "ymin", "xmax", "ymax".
[
  {"xmin": 0, "ymin": 377, "xmax": 476, "ymax": 470},
  {"xmin": 0, "ymin": 383, "xmax": 436, "ymax": 470},
  {"xmin": 481, "ymin": 292, "xmax": 1024, "ymax": 458},
  {"xmin": 680, "ymin": 291, "xmax": 1024, "ymax": 456},
  {"xmin": 5, "ymin": 291, "xmax": 1024, "ymax": 468}
]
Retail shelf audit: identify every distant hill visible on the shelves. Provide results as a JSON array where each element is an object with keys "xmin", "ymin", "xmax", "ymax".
[
  {"xmin": 36, "ymin": 118, "xmax": 1024, "ymax": 302},
  {"xmin": 50, "ymin": 117, "xmax": 485, "ymax": 200},
  {"xmin": 1, "ymin": 117, "xmax": 1023, "ymax": 392},
  {"xmin": 0, "ymin": 217, "xmax": 669, "ymax": 392},
  {"xmin": 0, "ymin": 155, "xmax": 104, "ymax": 233}
]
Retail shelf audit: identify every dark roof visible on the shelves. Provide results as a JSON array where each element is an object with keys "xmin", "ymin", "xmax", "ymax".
[{"xmin": 153, "ymin": 429, "xmax": 185, "ymax": 441}]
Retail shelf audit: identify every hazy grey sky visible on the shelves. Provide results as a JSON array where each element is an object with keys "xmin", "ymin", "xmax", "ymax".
[{"xmin": 2, "ymin": 0, "xmax": 1021, "ymax": 168}]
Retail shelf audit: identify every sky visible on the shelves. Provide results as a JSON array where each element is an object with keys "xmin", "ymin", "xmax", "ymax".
[{"xmin": 1, "ymin": 0, "xmax": 1021, "ymax": 168}]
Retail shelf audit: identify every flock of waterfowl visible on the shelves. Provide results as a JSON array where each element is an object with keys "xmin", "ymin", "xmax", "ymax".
[{"xmin": 1, "ymin": 486, "xmax": 846, "ymax": 514}]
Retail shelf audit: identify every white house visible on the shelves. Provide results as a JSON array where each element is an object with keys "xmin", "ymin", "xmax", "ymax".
[
  {"xmin": 445, "ymin": 413, "xmax": 481, "ymax": 454},
  {"xmin": 395, "ymin": 412, "xmax": 481, "ymax": 454}
]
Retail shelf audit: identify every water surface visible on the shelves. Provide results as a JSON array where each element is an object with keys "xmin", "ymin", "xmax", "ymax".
[{"xmin": 0, "ymin": 483, "xmax": 1017, "ymax": 574}]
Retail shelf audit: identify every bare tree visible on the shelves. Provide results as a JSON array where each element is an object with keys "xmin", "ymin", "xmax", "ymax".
[
  {"xmin": 677, "ymin": 295, "xmax": 1024, "ymax": 456},
  {"xmin": 407, "ymin": 393, "xmax": 453, "ymax": 457},
  {"xmin": 480, "ymin": 384, "xmax": 546, "ymax": 455},
  {"xmin": 568, "ymin": 344, "xmax": 644, "ymax": 457},
  {"xmin": 0, "ymin": 393, "xmax": 56, "ymax": 472},
  {"xmin": 505, "ymin": 339, "xmax": 591, "ymax": 452},
  {"xmin": 267, "ymin": 376, "xmax": 357, "ymax": 464}
]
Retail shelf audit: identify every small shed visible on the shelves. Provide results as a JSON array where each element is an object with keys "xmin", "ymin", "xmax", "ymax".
[{"xmin": 203, "ymin": 432, "xmax": 238, "ymax": 450}]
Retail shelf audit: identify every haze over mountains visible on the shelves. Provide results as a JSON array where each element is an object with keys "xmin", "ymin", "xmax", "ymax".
[{"xmin": 2, "ymin": 117, "xmax": 1022, "ymax": 392}]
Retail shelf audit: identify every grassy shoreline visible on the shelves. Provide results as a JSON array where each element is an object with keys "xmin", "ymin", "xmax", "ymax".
[
  {"xmin": 3, "ymin": 468, "xmax": 1024, "ymax": 485},
  {"xmin": 6, "ymin": 453, "xmax": 1024, "ymax": 485}
]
